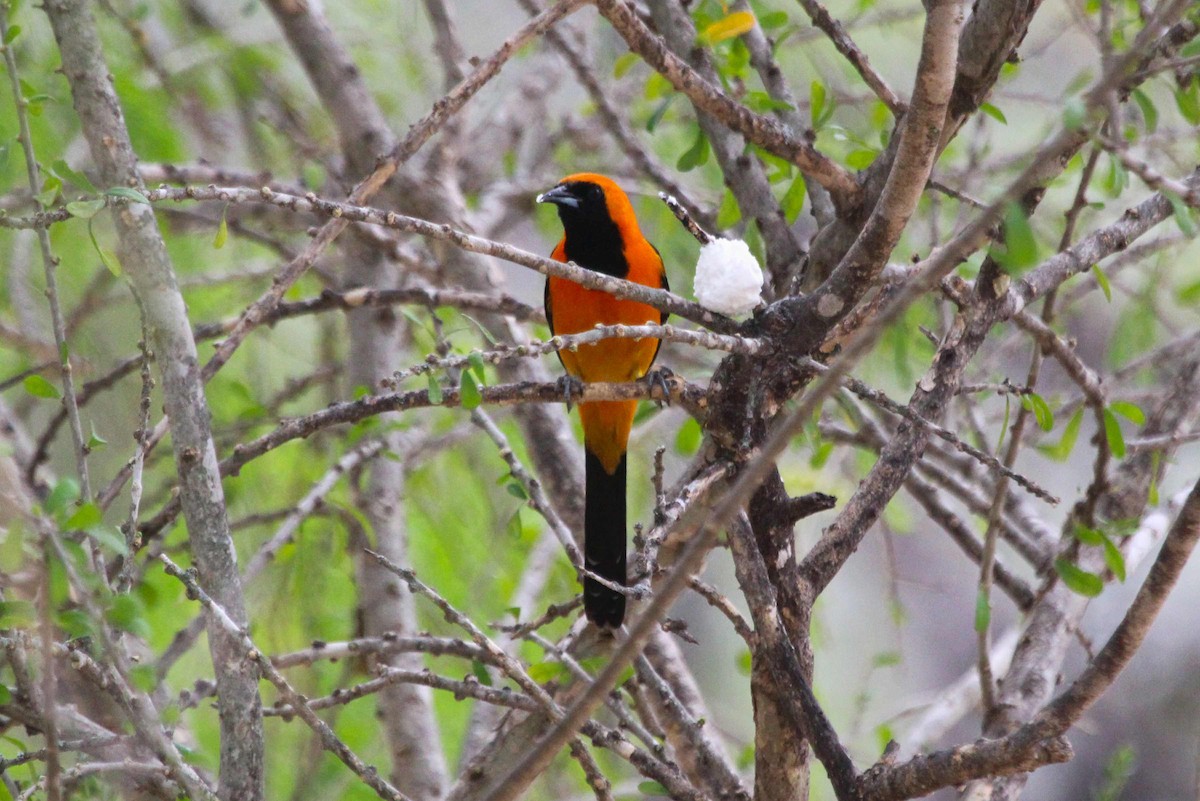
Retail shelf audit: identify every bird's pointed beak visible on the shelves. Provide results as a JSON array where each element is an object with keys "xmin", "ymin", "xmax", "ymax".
[{"xmin": 536, "ymin": 184, "xmax": 581, "ymax": 209}]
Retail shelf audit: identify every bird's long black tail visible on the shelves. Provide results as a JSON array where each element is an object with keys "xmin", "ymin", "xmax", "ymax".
[{"xmin": 584, "ymin": 449, "xmax": 626, "ymax": 627}]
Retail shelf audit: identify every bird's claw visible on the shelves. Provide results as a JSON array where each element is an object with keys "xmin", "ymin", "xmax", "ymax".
[
  {"xmin": 557, "ymin": 374, "xmax": 585, "ymax": 411},
  {"xmin": 645, "ymin": 366, "xmax": 675, "ymax": 407}
]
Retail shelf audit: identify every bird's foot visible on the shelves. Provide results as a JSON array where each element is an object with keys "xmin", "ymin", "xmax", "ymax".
[
  {"xmin": 557, "ymin": 373, "xmax": 585, "ymax": 411},
  {"xmin": 644, "ymin": 366, "xmax": 675, "ymax": 407}
]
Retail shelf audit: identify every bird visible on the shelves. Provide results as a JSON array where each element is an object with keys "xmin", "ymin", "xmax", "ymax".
[{"xmin": 538, "ymin": 173, "xmax": 668, "ymax": 628}]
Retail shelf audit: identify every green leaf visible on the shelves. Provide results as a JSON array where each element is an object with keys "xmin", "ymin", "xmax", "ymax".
[
  {"xmin": 1131, "ymin": 88, "xmax": 1158, "ymax": 133},
  {"xmin": 716, "ymin": 187, "xmax": 741, "ymax": 229},
  {"xmin": 980, "ymin": 102, "xmax": 1008, "ymax": 124},
  {"xmin": 781, "ymin": 173, "xmax": 806, "ymax": 224},
  {"xmin": 36, "ymin": 175, "xmax": 61, "ymax": 207},
  {"xmin": 1072, "ymin": 524, "xmax": 1105, "ymax": 546},
  {"xmin": 87, "ymin": 422, "xmax": 107, "ymax": 451},
  {"xmin": 1092, "ymin": 264, "xmax": 1112, "ymax": 302},
  {"xmin": 128, "ymin": 664, "xmax": 157, "ymax": 693},
  {"xmin": 506, "ymin": 508, "xmax": 522, "ymax": 538},
  {"xmin": 105, "ymin": 186, "xmax": 150, "ymax": 204},
  {"xmin": 66, "ymin": 199, "xmax": 106, "ymax": 220},
  {"xmin": 88, "ymin": 218, "xmax": 122, "ymax": 277},
  {"xmin": 638, "ymin": 781, "xmax": 670, "ymax": 797},
  {"xmin": 1166, "ymin": 192, "xmax": 1197, "ymax": 238},
  {"xmin": 426, "ymin": 374, "xmax": 443, "ymax": 405},
  {"xmin": 467, "ymin": 352, "xmax": 486, "ymax": 383},
  {"xmin": 1109, "ymin": 400, "xmax": 1145, "ymax": 425},
  {"xmin": 973, "ymin": 587, "xmax": 990, "ymax": 633},
  {"xmin": 1020, "ymin": 392, "xmax": 1054, "ymax": 432},
  {"xmin": 674, "ymin": 418, "xmax": 702, "ymax": 455},
  {"xmin": 1102, "ymin": 537, "xmax": 1126, "ymax": 582},
  {"xmin": 810, "ymin": 80, "xmax": 828, "ymax": 129},
  {"xmin": 106, "ymin": 594, "xmax": 150, "ymax": 638},
  {"xmin": 996, "ymin": 203, "xmax": 1038, "ymax": 272},
  {"xmin": 645, "ymin": 96, "xmax": 675, "ymax": 133},
  {"xmin": 45, "ymin": 478, "xmax": 80, "ymax": 518},
  {"xmin": 87, "ymin": 525, "xmax": 129, "ymax": 556},
  {"xmin": 676, "ymin": 129, "xmax": 710, "ymax": 172},
  {"xmin": 759, "ymin": 10, "xmax": 788, "ymax": 28},
  {"xmin": 51, "ymin": 159, "xmax": 97, "ymax": 194},
  {"xmin": 471, "ymin": 660, "xmax": 493, "ymax": 686},
  {"xmin": 64, "ymin": 503, "xmax": 102, "ymax": 530},
  {"xmin": 505, "ymin": 481, "xmax": 528, "ymax": 500},
  {"xmin": 1102, "ymin": 408, "xmax": 1126, "ymax": 458},
  {"xmin": 527, "ymin": 660, "xmax": 565, "ymax": 683},
  {"xmin": 1039, "ymin": 407, "xmax": 1084, "ymax": 462},
  {"xmin": 3, "ymin": 25, "xmax": 20, "ymax": 45},
  {"xmin": 846, "ymin": 149, "xmax": 877, "ymax": 170},
  {"xmin": 460, "ymin": 371, "xmax": 482, "ymax": 410},
  {"xmin": 1062, "ymin": 97, "xmax": 1087, "ymax": 131},
  {"xmin": 1175, "ymin": 78, "xmax": 1200, "ymax": 125},
  {"xmin": 23, "ymin": 374, "xmax": 61, "ymax": 399},
  {"xmin": 0, "ymin": 600, "xmax": 35, "ymax": 628},
  {"xmin": 214, "ymin": 205, "xmax": 228, "ymax": 249},
  {"xmin": 699, "ymin": 11, "xmax": 755, "ymax": 45},
  {"xmin": 612, "ymin": 52, "xmax": 639, "ymax": 79},
  {"xmin": 1054, "ymin": 557, "xmax": 1103, "ymax": 597}
]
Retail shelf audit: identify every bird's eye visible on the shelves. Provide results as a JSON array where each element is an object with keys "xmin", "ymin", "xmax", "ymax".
[{"xmin": 589, "ymin": 185, "xmax": 603, "ymax": 200}]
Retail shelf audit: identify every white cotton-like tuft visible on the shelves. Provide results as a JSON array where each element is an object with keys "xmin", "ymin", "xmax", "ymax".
[{"xmin": 692, "ymin": 237, "xmax": 764, "ymax": 317}]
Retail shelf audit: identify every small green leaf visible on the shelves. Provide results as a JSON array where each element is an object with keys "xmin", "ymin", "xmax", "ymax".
[
  {"xmin": 106, "ymin": 594, "xmax": 150, "ymax": 638},
  {"xmin": 996, "ymin": 203, "xmax": 1038, "ymax": 272},
  {"xmin": 3, "ymin": 25, "xmax": 20, "ymax": 45},
  {"xmin": 23, "ymin": 374, "xmax": 61, "ymax": 399},
  {"xmin": 759, "ymin": 10, "xmax": 788, "ymax": 28},
  {"xmin": 1062, "ymin": 97, "xmax": 1087, "ymax": 131},
  {"xmin": 1102, "ymin": 537, "xmax": 1126, "ymax": 582},
  {"xmin": 1102, "ymin": 408, "xmax": 1126, "ymax": 458},
  {"xmin": 66, "ymin": 199, "xmax": 106, "ymax": 220},
  {"xmin": 810, "ymin": 80, "xmax": 828, "ymax": 129},
  {"xmin": 1020, "ymin": 392, "xmax": 1054, "ymax": 432},
  {"xmin": 645, "ymin": 96, "xmax": 675, "ymax": 133},
  {"xmin": 128, "ymin": 664, "xmax": 157, "ymax": 693},
  {"xmin": 426, "ymin": 374, "xmax": 443, "ymax": 405},
  {"xmin": 88, "ymin": 218, "xmax": 122, "ymax": 277},
  {"xmin": 1166, "ymin": 192, "xmax": 1197, "ymax": 238},
  {"xmin": 973, "ymin": 587, "xmax": 990, "ymax": 632},
  {"xmin": 980, "ymin": 102, "xmax": 1008, "ymax": 124},
  {"xmin": 1072, "ymin": 524, "xmax": 1105, "ymax": 546},
  {"xmin": 505, "ymin": 481, "xmax": 528, "ymax": 500},
  {"xmin": 51, "ymin": 159, "xmax": 97, "ymax": 194},
  {"xmin": 105, "ymin": 186, "xmax": 150, "ymax": 204},
  {"xmin": 638, "ymin": 781, "xmax": 670, "ymax": 797},
  {"xmin": 1092, "ymin": 264, "xmax": 1112, "ymax": 302},
  {"xmin": 613, "ymin": 52, "xmax": 639, "ymax": 79},
  {"xmin": 1109, "ymin": 401, "xmax": 1145, "ymax": 425},
  {"xmin": 872, "ymin": 651, "xmax": 901, "ymax": 668},
  {"xmin": 45, "ymin": 478, "xmax": 80, "ymax": 517},
  {"xmin": 699, "ymin": 11, "xmax": 755, "ymax": 45},
  {"xmin": 467, "ymin": 352, "xmax": 486, "ymax": 383},
  {"xmin": 716, "ymin": 187, "xmax": 741, "ymax": 229},
  {"xmin": 460, "ymin": 371, "xmax": 482, "ymax": 410},
  {"xmin": 65, "ymin": 503, "xmax": 102, "ymax": 530},
  {"xmin": 36, "ymin": 175, "xmax": 61, "ymax": 207},
  {"xmin": 1054, "ymin": 557, "xmax": 1103, "ymax": 597},
  {"xmin": 471, "ymin": 660, "xmax": 493, "ymax": 686},
  {"xmin": 213, "ymin": 205, "xmax": 228, "ymax": 249},
  {"xmin": 506, "ymin": 508, "xmax": 522, "ymax": 538},
  {"xmin": 676, "ymin": 129, "xmax": 710, "ymax": 172},
  {"xmin": 527, "ymin": 660, "xmax": 565, "ymax": 683},
  {"xmin": 781, "ymin": 173, "xmax": 806, "ymax": 224},
  {"xmin": 0, "ymin": 600, "xmax": 35, "ymax": 628},
  {"xmin": 674, "ymin": 418, "xmax": 702, "ymax": 455},
  {"xmin": 87, "ymin": 525, "xmax": 129, "ymax": 556},
  {"xmin": 1039, "ymin": 407, "xmax": 1084, "ymax": 462},
  {"xmin": 846, "ymin": 149, "xmax": 877, "ymax": 170},
  {"xmin": 1131, "ymin": 88, "xmax": 1158, "ymax": 133},
  {"xmin": 87, "ymin": 422, "xmax": 107, "ymax": 451}
]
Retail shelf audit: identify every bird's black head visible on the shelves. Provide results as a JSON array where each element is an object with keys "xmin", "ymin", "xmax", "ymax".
[{"xmin": 538, "ymin": 176, "xmax": 630, "ymax": 277}]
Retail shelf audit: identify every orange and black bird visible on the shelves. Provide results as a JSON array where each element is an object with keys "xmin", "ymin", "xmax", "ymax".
[{"xmin": 538, "ymin": 173, "xmax": 668, "ymax": 628}]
